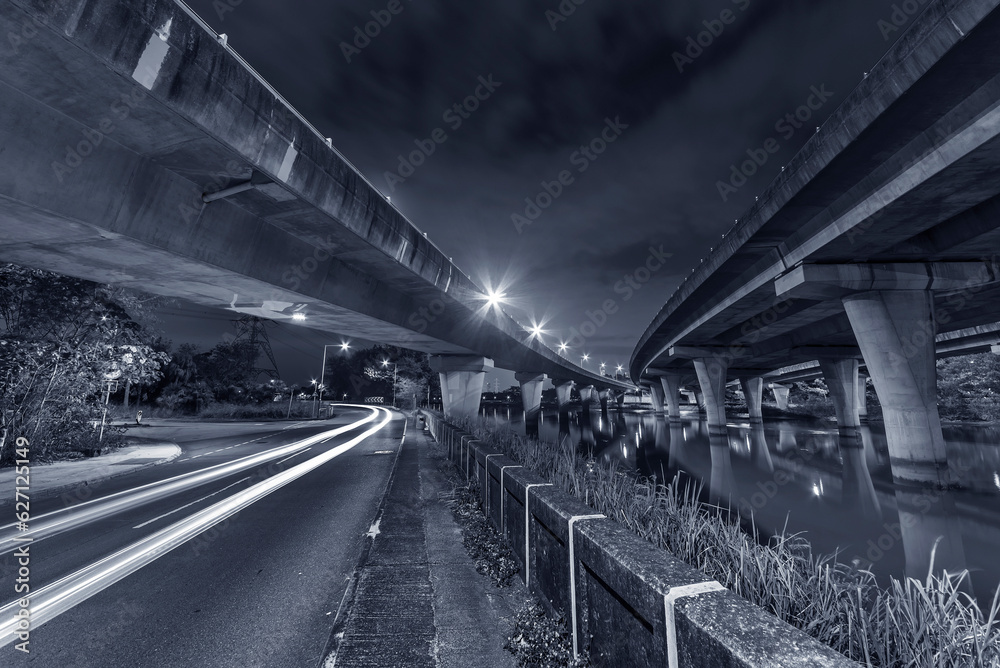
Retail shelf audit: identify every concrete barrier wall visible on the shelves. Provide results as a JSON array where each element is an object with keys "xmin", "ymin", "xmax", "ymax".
[{"xmin": 421, "ymin": 411, "xmax": 858, "ymax": 667}]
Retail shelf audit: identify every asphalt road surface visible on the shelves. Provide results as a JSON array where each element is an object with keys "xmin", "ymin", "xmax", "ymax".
[{"xmin": 0, "ymin": 406, "xmax": 405, "ymax": 667}]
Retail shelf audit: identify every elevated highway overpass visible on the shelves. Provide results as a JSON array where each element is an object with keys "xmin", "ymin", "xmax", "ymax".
[
  {"xmin": 0, "ymin": 0, "xmax": 631, "ymax": 421},
  {"xmin": 631, "ymin": 0, "xmax": 1000, "ymax": 487}
]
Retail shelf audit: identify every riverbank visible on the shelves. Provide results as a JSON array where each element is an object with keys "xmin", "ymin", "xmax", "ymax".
[{"xmin": 453, "ymin": 413, "xmax": 1000, "ymax": 667}]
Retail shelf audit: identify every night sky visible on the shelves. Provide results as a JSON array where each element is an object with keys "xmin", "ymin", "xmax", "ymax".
[{"xmin": 164, "ymin": 0, "xmax": 921, "ymax": 388}]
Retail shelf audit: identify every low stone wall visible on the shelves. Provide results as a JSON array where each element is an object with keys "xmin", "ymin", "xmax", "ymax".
[{"xmin": 421, "ymin": 411, "xmax": 858, "ymax": 667}]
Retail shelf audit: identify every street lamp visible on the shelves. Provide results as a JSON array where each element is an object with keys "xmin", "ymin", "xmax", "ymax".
[
  {"xmin": 319, "ymin": 342, "xmax": 350, "ymax": 396},
  {"xmin": 381, "ymin": 359, "xmax": 398, "ymax": 408},
  {"xmin": 559, "ymin": 342, "xmax": 568, "ymax": 354}
]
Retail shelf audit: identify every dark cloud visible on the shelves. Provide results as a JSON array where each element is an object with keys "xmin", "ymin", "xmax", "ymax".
[{"xmin": 180, "ymin": 0, "xmax": 917, "ymax": 380}]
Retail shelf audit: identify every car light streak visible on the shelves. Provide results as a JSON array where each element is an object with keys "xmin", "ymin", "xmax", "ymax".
[{"xmin": 0, "ymin": 406, "xmax": 392, "ymax": 647}]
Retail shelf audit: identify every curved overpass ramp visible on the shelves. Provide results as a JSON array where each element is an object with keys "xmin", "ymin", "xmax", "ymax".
[
  {"xmin": 0, "ymin": 0, "xmax": 631, "ymax": 418},
  {"xmin": 631, "ymin": 0, "xmax": 1000, "ymax": 486}
]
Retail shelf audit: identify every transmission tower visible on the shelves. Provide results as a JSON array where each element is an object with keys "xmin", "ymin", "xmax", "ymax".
[{"xmin": 232, "ymin": 315, "xmax": 280, "ymax": 380}]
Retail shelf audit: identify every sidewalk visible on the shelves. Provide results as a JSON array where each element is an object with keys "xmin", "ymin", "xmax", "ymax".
[
  {"xmin": 325, "ymin": 416, "xmax": 519, "ymax": 668},
  {"xmin": 0, "ymin": 440, "xmax": 181, "ymax": 504}
]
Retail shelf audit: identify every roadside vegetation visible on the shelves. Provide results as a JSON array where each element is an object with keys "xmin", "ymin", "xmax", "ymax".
[{"xmin": 454, "ymin": 416, "xmax": 1000, "ymax": 668}]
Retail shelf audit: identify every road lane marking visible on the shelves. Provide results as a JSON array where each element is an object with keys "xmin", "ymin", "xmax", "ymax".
[
  {"xmin": 132, "ymin": 477, "xmax": 251, "ymax": 529},
  {"xmin": 0, "ymin": 406, "xmax": 392, "ymax": 647},
  {"xmin": 0, "ymin": 410, "xmax": 376, "ymax": 554},
  {"xmin": 274, "ymin": 448, "xmax": 311, "ymax": 466}
]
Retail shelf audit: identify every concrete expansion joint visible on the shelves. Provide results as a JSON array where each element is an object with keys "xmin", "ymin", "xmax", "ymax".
[
  {"xmin": 567, "ymin": 514, "xmax": 606, "ymax": 660},
  {"xmin": 664, "ymin": 581, "xmax": 727, "ymax": 668},
  {"xmin": 483, "ymin": 454, "xmax": 502, "ymax": 514}
]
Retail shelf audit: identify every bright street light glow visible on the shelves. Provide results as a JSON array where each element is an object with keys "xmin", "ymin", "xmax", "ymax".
[
  {"xmin": 616, "ymin": 365, "xmax": 624, "ymax": 373},
  {"xmin": 582, "ymin": 354, "xmax": 590, "ymax": 362},
  {"xmin": 528, "ymin": 323, "xmax": 545, "ymax": 339},
  {"xmin": 340, "ymin": 342, "xmax": 350, "ymax": 351},
  {"xmin": 558, "ymin": 343, "xmax": 568, "ymax": 352},
  {"xmin": 485, "ymin": 288, "xmax": 506, "ymax": 308},
  {"xmin": 292, "ymin": 313, "xmax": 307, "ymax": 321}
]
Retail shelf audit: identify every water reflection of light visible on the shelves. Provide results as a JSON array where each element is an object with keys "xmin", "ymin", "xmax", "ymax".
[
  {"xmin": 994, "ymin": 472, "xmax": 1000, "ymax": 490},
  {"xmin": 622, "ymin": 445, "xmax": 629, "ymax": 459},
  {"xmin": 635, "ymin": 433, "xmax": 640, "ymax": 447},
  {"xmin": 812, "ymin": 480, "xmax": 824, "ymax": 497}
]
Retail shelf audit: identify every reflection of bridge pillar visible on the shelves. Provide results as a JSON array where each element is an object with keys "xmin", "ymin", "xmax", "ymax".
[
  {"xmin": 693, "ymin": 356, "xmax": 730, "ymax": 433},
  {"xmin": 894, "ymin": 488, "xmax": 970, "ymax": 593},
  {"xmin": 776, "ymin": 426, "xmax": 797, "ymax": 453},
  {"xmin": 647, "ymin": 382, "xmax": 665, "ymax": 415},
  {"xmin": 770, "ymin": 383, "xmax": 790, "ymax": 411},
  {"xmin": 739, "ymin": 377, "xmax": 764, "ymax": 423},
  {"xmin": 515, "ymin": 372, "xmax": 546, "ymax": 437},
  {"xmin": 430, "ymin": 356, "xmax": 493, "ymax": 420},
  {"xmin": 841, "ymin": 438, "xmax": 881, "ymax": 521},
  {"xmin": 818, "ymin": 358, "xmax": 860, "ymax": 438},
  {"xmin": 553, "ymin": 379, "xmax": 576, "ymax": 415},
  {"xmin": 857, "ymin": 373, "xmax": 869, "ymax": 421},
  {"xmin": 668, "ymin": 422, "xmax": 685, "ymax": 470},
  {"xmin": 843, "ymin": 291, "xmax": 952, "ymax": 487},
  {"xmin": 580, "ymin": 409, "xmax": 596, "ymax": 450},
  {"xmin": 749, "ymin": 423, "xmax": 774, "ymax": 473},
  {"xmin": 708, "ymin": 431, "xmax": 736, "ymax": 507},
  {"xmin": 658, "ymin": 374, "xmax": 683, "ymax": 421}
]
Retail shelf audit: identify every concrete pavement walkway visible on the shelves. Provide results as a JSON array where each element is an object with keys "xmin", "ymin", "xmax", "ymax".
[
  {"xmin": 0, "ymin": 441, "xmax": 181, "ymax": 504},
  {"xmin": 325, "ymin": 416, "xmax": 519, "ymax": 668}
]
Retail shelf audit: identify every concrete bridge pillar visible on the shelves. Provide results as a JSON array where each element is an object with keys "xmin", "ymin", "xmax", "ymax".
[
  {"xmin": 694, "ymin": 389, "xmax": 707, "ymax": 414},
  {"xmin": 842, "ymin": 291, "xmax": 952, "ymax": 487},
  {"xmin": 857, "ymin": 373, "xmax": 869, "ymax": 421},
  {"xmin": 598, "ymin": 389, "xmax": 611, "ymax": 422},
  {"xmin": 647, "ymin": 382, "xmax": 665, "ymax": 415},
  {"xmin": 430, "ymin": 356, "xmax": 493, "ymax": 420},
  {"xmin": 658, "ymin": 374, "xmax": 683, "ymax": 421},
  {"xmin": 553, "ymin": 379, "xmax": 576, "ymax": 415},
  {"xmin": 693, "ymin": 356, "xmax": 730, "ymax": 433},
  {"xmin": 739, "ymin": 377, "xmax": 764, "ymax": 423},
  {"xmin": 579, "ymin": 385, "xmax": 596, "ymax": 413},
  {"xmin": 615, "ymin": 392, "xmax": 626, "ymax": 410},
  {"xmin": 769, "ymin": 383, "xmax": 790, "ymax": 411},
  {"xmin": 818, "ymin": 358, "xmax": 861, "ymax": 438},
  {"xmin": 515, "ymin": 372, "xmax": 546, "ymax": 435}
]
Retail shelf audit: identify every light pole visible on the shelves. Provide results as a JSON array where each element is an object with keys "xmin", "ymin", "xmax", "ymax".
[
  {"xmin": 381, "ymin": 359, "xmax": 397, "ymax": 408},
  {"xmin": 319, "ymin": 342, "xmax": 350, "ymax": 393}
]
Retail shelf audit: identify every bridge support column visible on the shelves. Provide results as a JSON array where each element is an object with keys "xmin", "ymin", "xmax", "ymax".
[
  {"xmin": 843, "ymin": 291, "xmax": 951, "ymax": 487},
  {"xmin": 648, "ymin": 383, "xmax": 665, "ymax": 415},
  {"xmin": 658, "ymin": 374, "xmax": 683, "ymax": 421},
  {"xmin": 693, "ymin": 356, "xmax": 730, "ymax": 433},
  {"xmin": 598, "ymin": 389, "xmax": 611, "ymax": 421},
  {"xmin": 553, "ymin": 379, "xmax": 575, "ymax": 415},
  {"xmin": 769, "ymin": 383, "xmax": 790, "ymax": 411},
  {"xmin": 857, "ymin": 373, "xmax": 869, "ymax": 421},
  {"xmin": 430, "ymin": 356, "xmax": 493, "ymax": 420},
  {"xmin": 515, "ymin": 372, "xmax": 547, "ymax": 436},
  {"xmin": 739, "ymin": 377, "xmax": 764, "ymax": 423},
  {"xmin": 818, "ymin": 358, "xmax": 860, "ymax": 439},
  {"xmin": 579, "ymin": 385, "xmax": 596, "ymax": 414},
  {"xmin": 694, "ymin": 389, "xmax": 707, "ymax": 414}
]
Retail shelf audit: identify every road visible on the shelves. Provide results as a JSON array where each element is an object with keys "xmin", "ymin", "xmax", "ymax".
[{"xmin": 0, "ymin": 406, "xmax": 404, "ymax": 667}]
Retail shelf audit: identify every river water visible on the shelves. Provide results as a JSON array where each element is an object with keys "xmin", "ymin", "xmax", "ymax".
[{"xmin": 480, "ymin": 405, "xmax": 1000, "ymax": 602}]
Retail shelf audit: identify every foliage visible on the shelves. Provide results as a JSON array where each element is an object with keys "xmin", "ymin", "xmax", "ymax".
[
  {"xmin": 938, "ymin": 354, "xmax": 1000, "ymax": 422},
  {"xmin": 320, "ymin": 343, "xmax": 435, "ymax": 408},
  {"xmin": 454, "ymin": 416, "xmax": 1000, "ymax": 668},
  {"xmin": 444, "ymin": 481, "xmax": 520, "ymax": 587},
  {"xmin": 0, "ymin": 264, "xmax": 167, "ymax": 464},
  {"xmin": 505, "ymin": 600, "xmax": 589, "ymax": 668}
]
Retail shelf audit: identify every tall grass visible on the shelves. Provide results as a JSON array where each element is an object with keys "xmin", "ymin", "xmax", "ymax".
[{"xmin": 453, "ymin": 415, "xmax": 1000, "ymax": 668}]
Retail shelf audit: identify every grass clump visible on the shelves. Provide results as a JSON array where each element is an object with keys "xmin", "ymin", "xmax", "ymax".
[
  {"xmin": 443, "ymin": 481, "xmax": 520, "ymax": 588},
  {"xmin": 452, "ymin": 415, "xmax": 1000, "ymax": 668}
]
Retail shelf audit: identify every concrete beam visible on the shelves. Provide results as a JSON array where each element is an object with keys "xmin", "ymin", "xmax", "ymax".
[
  {"xmin": 857, "ymin": 373, "xmax": 869, "ymax": 420},
  {"xmin": 776, "ymin": 262, "xmax": 1000, "ymax": 301},
  {"xmin": 430, "ymin": 356, "xmax": 493, "ymax": 420},
  {"xmin": 842, "ymin": 291, "xmax": 951, "ymax": 487}
]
